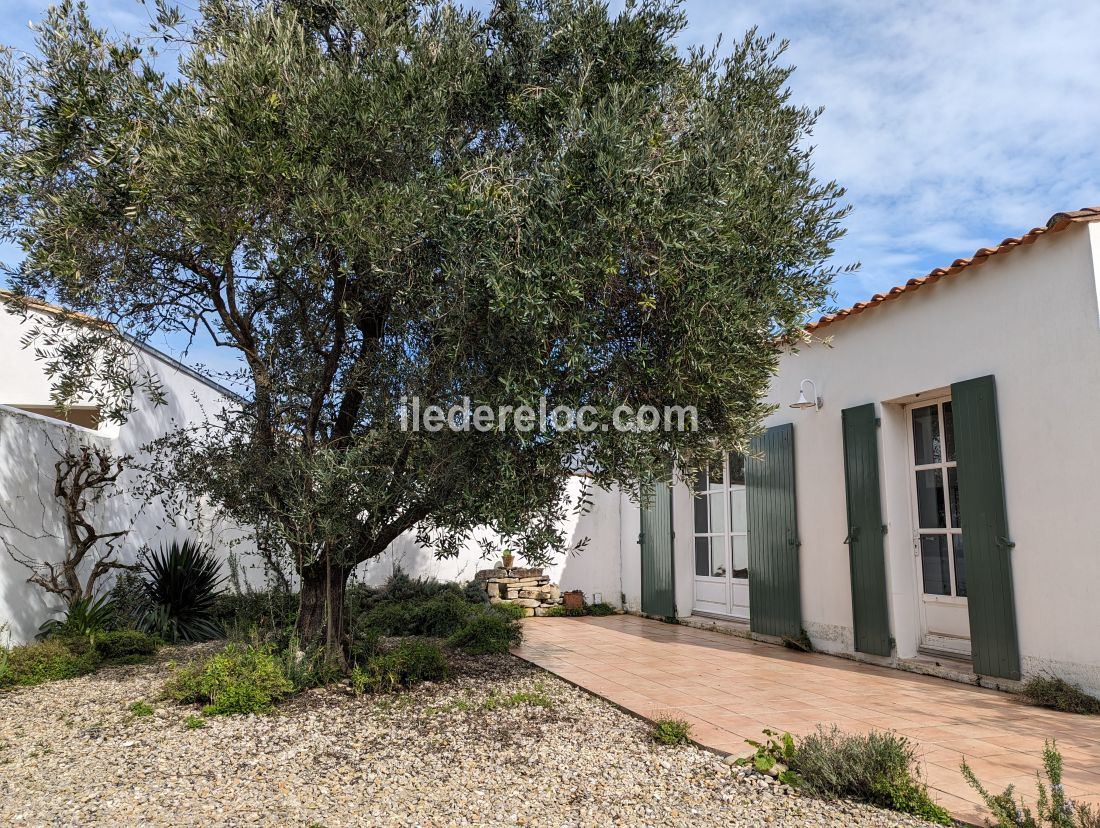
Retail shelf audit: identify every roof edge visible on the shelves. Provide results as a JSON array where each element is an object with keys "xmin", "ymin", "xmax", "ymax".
[
  {"xmin": 806, "ymin": 206, "xmax": 1100, "ymax": 333},
  {"xmin": 1, "ymin": 289, "xmax": 242, "ymax": 403}
]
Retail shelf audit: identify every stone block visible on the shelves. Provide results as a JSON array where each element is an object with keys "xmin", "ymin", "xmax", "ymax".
[
  {"xmin": 513, "ymin": 598, "xmax": 541, "ymax": 608},
  {"xmin": 485, "ymin": 582, "xmax": 500, "ymax": 598}
]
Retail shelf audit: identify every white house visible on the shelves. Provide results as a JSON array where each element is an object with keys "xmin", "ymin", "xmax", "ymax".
[
  {"xmin": 614, "ymin": 206, "xmax": 1100, "ymax": 697},
  {"xmin": 0, "ymin": 294, "xmax": 258, "ymax": 643}
]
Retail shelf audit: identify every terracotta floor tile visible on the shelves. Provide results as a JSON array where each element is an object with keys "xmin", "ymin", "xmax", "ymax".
[{"xmin": 514, "ymin": 615, "xmax": 1100, "ymax": 825}]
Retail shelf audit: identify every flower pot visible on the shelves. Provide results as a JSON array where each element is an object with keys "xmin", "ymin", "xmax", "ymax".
[
  {"xmin": 563, "ymin": 590, "xmax": 585, "ymax": 610},
  {"xmin": 501, "ymin": 554, "xmax": 514, "ymax": 569}
]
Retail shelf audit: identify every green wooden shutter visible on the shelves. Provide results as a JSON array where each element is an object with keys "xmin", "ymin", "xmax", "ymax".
[
  {"xmin": 842, "ymin": 403, "xmax": 891, "ymax": 656},
  {"xmin": 951, "ymin": 375, "xmax": 1020, "ymax": 680},
  {"xmin": 746, "ymin": 423, "xmax": 802, "ymax": 637},
  {"xmin": 640, "ymin": 480, "xmax": 675, "ymax": 618}
]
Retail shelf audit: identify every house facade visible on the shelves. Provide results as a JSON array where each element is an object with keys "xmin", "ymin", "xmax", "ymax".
[{"xmin": 625, "ymin": 207, "xmax": 1100, "ymax": 695}]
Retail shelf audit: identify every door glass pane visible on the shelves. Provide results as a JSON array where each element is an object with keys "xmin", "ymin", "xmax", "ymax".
[
  {"xmin": 947, "ymin": 467, "xmax": 960, "ymax": 529},
  {"xmin": 694, "ymin": 537, "xmax": 710, "ymax": 576},
  {"xmin": 710, "ymin": 537, "xmax": 727, "ymax": 577},
  {"xmin": 693, "ymin": 492, "xmax": 709, "ymax": 534},
  {"xmin": 730, "ymin": 535, "xmax": 748, "ymax": 579},
  {"xmin": 943, "ymin": 401, "xmax": 955, "ymax": 462},
  {"xmin": 920, "ymin": 534, "xmax": 951, "ymax": 596},
  {"xmin": 729, "ymin": 487, "xmax": 747, "ymax": 533},
  {"xmin": 912, "ymin": 404, "xmax": 942, "ymax": 465},
  {"xmin": 915, "ymin": 468, "xmax": 946, "ymax": 528},
  {"xmin": 953, "ymin": 534, "xmax": 966, "ymax": 597},
  {"xmin": 708, "ymin": 491, "xmax": 726, "ymax": 535},
  {"xmin": 728, "ymin": 453, "xmax": 745, "ymax": 485}
]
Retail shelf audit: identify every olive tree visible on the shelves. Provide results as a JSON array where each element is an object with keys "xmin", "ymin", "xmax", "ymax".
[{"xmin": 0, "ymin": 0, "xmax": 849, "ymax": 656}]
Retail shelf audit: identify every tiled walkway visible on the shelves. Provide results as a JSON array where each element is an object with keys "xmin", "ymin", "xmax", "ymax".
[{"xmin": 514, "ymin": 615, "xmax": 1100, "ymax": 824}]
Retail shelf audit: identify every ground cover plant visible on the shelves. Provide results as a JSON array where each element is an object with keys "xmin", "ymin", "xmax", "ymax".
[
  {"xmin": 541, "ymin": 602, "xmax": 616, "ymax": 618},
  {"xmin": 652, "ymin": 716, "xmax": 693, "ymax": 746},
  {"xmin": 740, "ymin": 726, "xmax": 952, "ymax": 825},
  {"xmin": 1021, "ymin": 676, "xmax": 1100, "ymax": 715},
  {"xmin": 962, "ymin": 741, "xmax": 1100, "ymax": 828},
  {"xmin": 151, "ymin": 571, "xmax": 523, "ymax": 712}
]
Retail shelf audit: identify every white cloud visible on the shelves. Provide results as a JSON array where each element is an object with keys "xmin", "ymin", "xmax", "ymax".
[{"xmin": 666, "ymin": 0, "xmax": 1100, "ymax": 308}]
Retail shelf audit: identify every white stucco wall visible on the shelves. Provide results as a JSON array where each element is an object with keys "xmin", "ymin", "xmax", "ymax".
[
  {"xmin": 0, "ymin": 310, "xmax": 261, "ymax": 643},
  {"xmin": 354, "ymin": 476, "xmax": 629, "ymax": 607},
  {"xmin": 744, "ymin": 221, "xmax": 1100, "ymax": 692}
]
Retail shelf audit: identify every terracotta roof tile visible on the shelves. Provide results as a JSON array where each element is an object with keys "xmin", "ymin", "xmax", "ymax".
[{"xmin": 806, "ymin": 206, "xmax": 1100, "ymax": 332}]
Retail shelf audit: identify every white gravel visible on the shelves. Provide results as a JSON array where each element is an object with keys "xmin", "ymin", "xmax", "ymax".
[{"xmin": 0, "ymin": 645, "xmax": 943, "ymax": 827}]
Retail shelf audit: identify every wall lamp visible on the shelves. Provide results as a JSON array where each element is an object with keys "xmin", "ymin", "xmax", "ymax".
[{"xmin": 790, "ymin": 379, "xmax": 822, "ymax": 411}]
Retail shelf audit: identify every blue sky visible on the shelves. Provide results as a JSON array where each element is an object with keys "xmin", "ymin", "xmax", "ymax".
[{"xmin": 4, "ymin": 0, "xmax": 1100, "ymax": 370}]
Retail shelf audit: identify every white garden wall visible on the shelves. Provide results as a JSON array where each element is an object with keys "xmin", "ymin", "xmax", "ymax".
[{"xmin": 0, "ymin": 310, "xmax": 262, "ymax": 644}]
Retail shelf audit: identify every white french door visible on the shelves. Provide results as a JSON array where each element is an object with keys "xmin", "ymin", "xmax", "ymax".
[
  {"xmin": 907, "ymin": 398, "xmax": 971, "ymax": 657},
  {"xmin": 692, "ymin": 454, "xmax": 750, "ymax": 619}
]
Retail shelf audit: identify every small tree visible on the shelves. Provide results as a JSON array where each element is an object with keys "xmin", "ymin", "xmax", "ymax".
[
  {"xmin": 0, "ymin": 440, "xmax": 137, "ymax": 606},
  {"xmin": 0, "ymin": 0, "xmax": 851, "ymax": 658}
]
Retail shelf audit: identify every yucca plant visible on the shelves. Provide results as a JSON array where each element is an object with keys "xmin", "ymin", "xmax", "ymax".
[
  {"xmin": 139, "ymin": 540, "xmax": 226, "ymax": 642},
  {"xmin": 36, "ymin": 594, "xmax": 115, "ymax": 641}
]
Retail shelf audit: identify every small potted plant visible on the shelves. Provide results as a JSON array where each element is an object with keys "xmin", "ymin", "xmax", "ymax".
[{"xmin": 501, "ymin": 549, "xmax": 515, "ymax": 569}]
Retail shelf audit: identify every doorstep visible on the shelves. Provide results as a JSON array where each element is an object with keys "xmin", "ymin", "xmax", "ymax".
[{"xmin": 679, "ymin": 613, "xmax": 754, "ymax": 640}]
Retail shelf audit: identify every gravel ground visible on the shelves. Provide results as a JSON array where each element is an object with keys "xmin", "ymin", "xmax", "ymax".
[{"xmin": 0, "ymin": 645, "xmax": 942, "ymax": 828}]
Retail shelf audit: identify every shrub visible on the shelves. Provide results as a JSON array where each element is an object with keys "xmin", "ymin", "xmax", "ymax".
[
  {"xmin": 276, "ymin": 637, "xmax": 341, "ymax": 692},
  {"xmin": 109, "ymin": 572, "xmax": 150, "ymax": 629},
  {"xmin": 409, "ymin": 593, "xmax": 476, "ymax": 637},
  {"xmin": 791, "ymin": 726, "xmax": 951, "ymax": 825},
  {"xmin": 588, "ymin": 602, "xmax": 615, "ymax": 617},
  {"xmin": 351, "ymin": 640, "xmax": 448, "ymax": 694},
  {"xmin": 541, "ymin": 605, "xmax": 588, "ymax": 617},
  {"xmin": 36, "ymin": 595, "xmax": 115, "ymax": 640},
  {"xmin": 448, "ymin": 610, "xmax": 522, "ymax": 654},
  {"xmin": 163, "ymin": 643, "xmax": 293, "ymax": 715},
  {"xmin": 211, "ymin": 590, "xmax": 299, "ymax": 639},
  {"xmin": 198, "ymin": 644, "xmax": 294, "ymax": 715},
  {"xmin": 652, "ymin": 717, "xmax": 692, "ymax": 746},
  {"xmin": 347, "ymin": 622, "xmax": 383, "ymax": 665},
  {"xmin": 139, "ymin": 540, "xmax": 226, "ymax": 643},
  {"xmin": 162, "ymin": 661, "xmax": 208, "ymax": 704},
  {"xmin": 0, "ymin": 638, "xmax": 100, "ymax": 688},
  {"xmin": 963, "ymin": 741, "xmax": 1100, "ymax": 828},
  {"xmin": 359, "ymin": 601, "xmax": 415, "ymax": 636},
  {"xmin": 1022, "ymin": 676, "xmax": 1100, "ymax": 716},
  {"xmin": 491, "ymin": 602, "xmax": 527, "ymax": 621},
  {"xmin": 94, "ymin": 630, "xmax": 160, "ymax": 661},
  {"xmin": 463, "ymin": 580, "xmax": 491, "ymax": 605},
  {"xmin": 129, "ymin": 700, "xmax": 154, "ymax": 716},
  {"xmin": 372, "ymin": 569, "xmax": 464, "ymax": 606},
  {"xmin": 184, "ymin": 715, "xmax": 205, "ymax": 729}
]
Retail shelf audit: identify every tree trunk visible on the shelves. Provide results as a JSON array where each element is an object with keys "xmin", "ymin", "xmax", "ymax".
[{"xmin": 296, "ymin": 557, "xmax": 351, "ymax": 663}]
